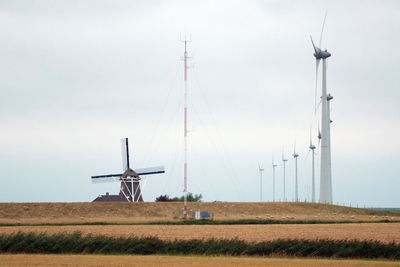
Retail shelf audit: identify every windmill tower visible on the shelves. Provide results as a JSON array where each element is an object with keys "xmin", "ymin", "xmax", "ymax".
[
  {"xmin": 310, "ymin": 15, "xmax": 333, "ymax": 204},
  {"xmin": 282, "ymin": 150, "xmax": 288, "ymax": 201},
  {"xmin": 91, "ymin": 138, "xmax": 165, "ymax": 202},
  {"xmin": 309, "ymin": 129, "xmax": 317, "ymax": 202},
  {"xmin": 258, "ymin": 163, "xmax": 264, "ymax": 202},
  {"xmin": 292, "ymin": 145, "xmax": 299, "ymax": 202},
  {"xmin": 272, "ymin": 157, "xmax": 278, "ymax": 202}
]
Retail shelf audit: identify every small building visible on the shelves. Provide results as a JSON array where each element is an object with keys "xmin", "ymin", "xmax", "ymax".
[{"xmin": 92, "ymin": 192, "xmax": 128, "ymax": 202}]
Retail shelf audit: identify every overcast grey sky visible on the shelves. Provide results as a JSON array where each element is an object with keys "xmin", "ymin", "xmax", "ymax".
[{"xmin": 0, "ymin": 0, "xmax": 399, "ymax": 206}]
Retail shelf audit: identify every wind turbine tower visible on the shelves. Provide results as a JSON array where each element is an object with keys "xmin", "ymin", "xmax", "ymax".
[
  {"xmin": 309, "ymin": 132, "xmax": 317, "ymax": 202},
  {"xmin": 292, "ymin": 146, "xmax": 299, "ymax": 202},
  {"xmin": 310, "ymin": 16, "xmax": 333, "ymax": 204},
  {"xmin": 282, "ymin": 151, "xmax": 288, "ymax": 201},
  {"xmin": 272, "ymin": 158, "xmax": 278, "ymax": 202},
  {"xmin": 258, "ymin": 163, "xmax": 264, "ymax": 202}
]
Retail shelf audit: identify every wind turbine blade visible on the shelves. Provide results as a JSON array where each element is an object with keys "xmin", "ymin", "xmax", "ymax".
[
  {"xmin": 314, "ymin": 59, "xmax": 321, "ymax": 114},
  {"xmin": 310, "ymin": 35, "xmax": 319, "ymax": 54},
  {"xmin": 317, "ymin": 121, "xmax": 321, "ymax": 149},
  {"xmin": 319, "ymin": 11, "xmax": 328, "ymax": 48}
]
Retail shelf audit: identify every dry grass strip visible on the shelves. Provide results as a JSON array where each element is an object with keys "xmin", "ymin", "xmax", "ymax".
[{"xmin": 0, "ymin": 254, "xmax": 399, "ymax": 267}]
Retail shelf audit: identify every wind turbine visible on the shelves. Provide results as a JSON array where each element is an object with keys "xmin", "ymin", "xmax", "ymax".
[
  {"xmin": 310, "ymin": 13, "xmax": 333, "ymax": 204},
  {"xmin": 258, "ymin": 163, "xmax": 264, "ymax": 202},
  {"xmin": 309, "ymin": 129, "xmax": 317, "ymax": 202},
  {"xmin": 282, "ymin": 150, "xmax": 288, "ymax": 201},
  {"xmin": 272, "ymin": 157, "xmax": 278, "ymax": 202},
  {"xmin": 293, "ymin": 144, "xmax": 299, "ymax": 202}
]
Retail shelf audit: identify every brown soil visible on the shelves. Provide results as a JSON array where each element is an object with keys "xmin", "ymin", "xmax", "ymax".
[
  {"xmin": 0, "ymin": 202, "xmax": 398, "ymax": 224},
  {"xmin": 0, "ymin": 255, "xmax": 398, "ymax": 267},
  {"xmin": 1, "ymin": 223, "xmax": 400, "ymax": 244}
]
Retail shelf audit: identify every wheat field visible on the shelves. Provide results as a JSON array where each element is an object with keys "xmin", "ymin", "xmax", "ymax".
[
  {"xmin": 1, "ymin": 223, "xmax": 400, "ymax": 244},
  {"xmin": 0, "ymin": 255, "xmax": 398, "ymax": 267},
  {"xmin": 0, "ymin": 202, "xmax": 398, "ymax": 224}
]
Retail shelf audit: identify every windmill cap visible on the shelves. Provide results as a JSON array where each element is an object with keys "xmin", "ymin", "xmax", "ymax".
[{"xmin": 314, "ymin": 49, "xmax": 331, "ymax": 59}]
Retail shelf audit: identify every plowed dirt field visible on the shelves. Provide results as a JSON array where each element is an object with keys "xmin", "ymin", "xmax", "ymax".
[{"xmin": 1, "ymin": 223, "xmax": 399, "ymax": 243}]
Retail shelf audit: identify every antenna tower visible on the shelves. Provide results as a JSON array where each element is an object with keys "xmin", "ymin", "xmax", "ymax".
[{"xmin": 182, "ymin": 36, "xmax": 191, "ymax": 219}]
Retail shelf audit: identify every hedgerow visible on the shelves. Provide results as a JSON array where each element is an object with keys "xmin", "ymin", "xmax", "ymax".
[{"xmin": 0, "ymin": 232, "xmax": 399, "ymax": 259}]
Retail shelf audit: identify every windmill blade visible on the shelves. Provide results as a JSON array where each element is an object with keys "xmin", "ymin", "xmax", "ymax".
[
  {"xmin": 136, "ymin": 166, "xmax": 165, "ymax": 176},
  {"xmin": 121, "ymin": 138, "xmax": 130, "ymax": 171},
  {"xmin": 310, "ymin": 35, "xmax": 319, "ymax": 54},
  {"xmin": 91, "ymin": 174, "xmax": 122, "ymax": 184},
  {"xmin": 314, "ymin": 59, "xmax": 321, "ymax": 114},
  {"xmin": 319, "ymin": 11, "xmax": 328, "ymax": 48},
  {"xmin": 293, "ymin": 139, "xmax": 297, "ymax": 154},
  {"xmin": 317, "ymin": 120, "xmax": 322, "ymax": 149},
  {"xmin": 305, "ymin": 148, "xmax": 311, "ymax": 160}
]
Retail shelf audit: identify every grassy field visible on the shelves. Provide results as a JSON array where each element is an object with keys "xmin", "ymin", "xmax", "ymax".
[
  {"xmin": 0, "ymin": 202, "xmax": 399, "ymax": 224},
  {"xmin": 1, "ymin": 223, "xmax": 400, "ymax": 244},
  {"xmin": 0, "ymin": 254, "xmax": 399, "ymax": 267}
]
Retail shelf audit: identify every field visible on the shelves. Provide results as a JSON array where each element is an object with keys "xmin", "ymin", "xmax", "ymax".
[
  {"xmin": 0, "ymin": 202, "xmax": 399, "ymax": 224},
  {"xmin": 1, "ymin": 202, "xmax": 400, "ymax": 263},
  {"xmin": 1, "ymin": 223, "xmax": 400, "ymax": 244},
  {"xmin": 0, "ymin": 255, "xmax": 399, "ymax": 267}
]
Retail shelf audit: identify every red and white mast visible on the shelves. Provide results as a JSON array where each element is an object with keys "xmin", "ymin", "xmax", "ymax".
[{"xmin": 182, "ymin": 38, "xmax": 189, "ymax": 218}]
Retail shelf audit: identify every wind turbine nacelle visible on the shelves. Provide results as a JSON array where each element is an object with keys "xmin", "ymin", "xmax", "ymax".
[{"xmin": 314, "ymin": 50, "xmax": 331, "ymax": 59}]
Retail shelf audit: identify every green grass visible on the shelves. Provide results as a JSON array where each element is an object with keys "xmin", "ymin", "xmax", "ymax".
[
  {"xmin": 0, "ymin": 219, "xmax": 399, "ymax": 227},
  {"xmin": 0, "ymin": 232, "xmax": 399, "ymax": 259}
]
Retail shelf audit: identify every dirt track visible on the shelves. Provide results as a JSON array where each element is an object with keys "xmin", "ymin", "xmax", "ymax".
[
  {"xmin": 0, "ymin": 255, "xmax": 399, "ymax": 267},
  {"xmin": 1, "ymin": 223, "xmax": 400, "ymax": 244}
]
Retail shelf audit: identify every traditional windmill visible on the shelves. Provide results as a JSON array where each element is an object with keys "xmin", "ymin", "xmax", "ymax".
[{"xmin": 91, "ymin": 138, "xmax": 165, "ymax": 202}]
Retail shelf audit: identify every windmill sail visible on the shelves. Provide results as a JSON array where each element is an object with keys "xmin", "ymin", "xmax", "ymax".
[{"xmin": 121, "ymin": 138, "xmax": 130, "ymax": 171}]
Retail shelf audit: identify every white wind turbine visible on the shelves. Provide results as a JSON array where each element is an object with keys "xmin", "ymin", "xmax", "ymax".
[
  {"xmin": 258, "ymin": 163, "xmax": 264, "ymax": 202},
  {"xmin": 309, "ymin": 128, "xmax": 317, "ymax": 202},
  {"xmin": 272, "ymin": 157, "xmax": 278, "ymax": 202},
  {"xmin": 310, "ymin": 13, "xmax": 333, "ymax": 204},
  {"xmin": 292, "ymin": 143, "xmax": 299, "ymax": 202},
  {"xmin": 282, "ymin": 150, "xmax": 288, "ymax": 202}
]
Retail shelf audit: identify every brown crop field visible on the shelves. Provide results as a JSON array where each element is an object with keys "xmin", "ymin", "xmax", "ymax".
[
  {"xmin": 0, "ymin": 254, "xmax": 399, "ymax": 267},
  {"xmin": 1, "ymin": 223, "xmax": 400, "ymax": 244},
  {"xmin": 0, "ymin": 202, "xmax": 398, "ymax": 224}
]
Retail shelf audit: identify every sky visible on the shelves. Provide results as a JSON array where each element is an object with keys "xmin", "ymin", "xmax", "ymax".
[{"xmin": 0, "ymin": 0, "xmax": 399, "ymax": 207}]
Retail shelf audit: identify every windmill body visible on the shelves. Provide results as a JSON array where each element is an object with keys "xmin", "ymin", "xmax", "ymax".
[
  {"xmin": 91, "ymin": 138, "xmax": 165, "ymax": 202},
  {"xmin": 311, "ymin": 36, "xmax": 333, "ymax": 204}
]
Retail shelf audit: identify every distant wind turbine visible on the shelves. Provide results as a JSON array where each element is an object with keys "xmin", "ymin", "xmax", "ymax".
[
  {"xmin": 293, "ymin": 143, "xmax": 299, "ymax": 202},
  {"xmin": 272, "ymin": 157, "xmax": 278, "ymax": 202},
  {"xmin": 258, "ymin": 163, "xmax": 264, "ymax": 202},
  {"xmin": 282, "ymin": 150, "xmax": 288, "ymax": 201},
  {"xmin": 309, "ymin": 128, "xmax": 317, "ymax": 202}
]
